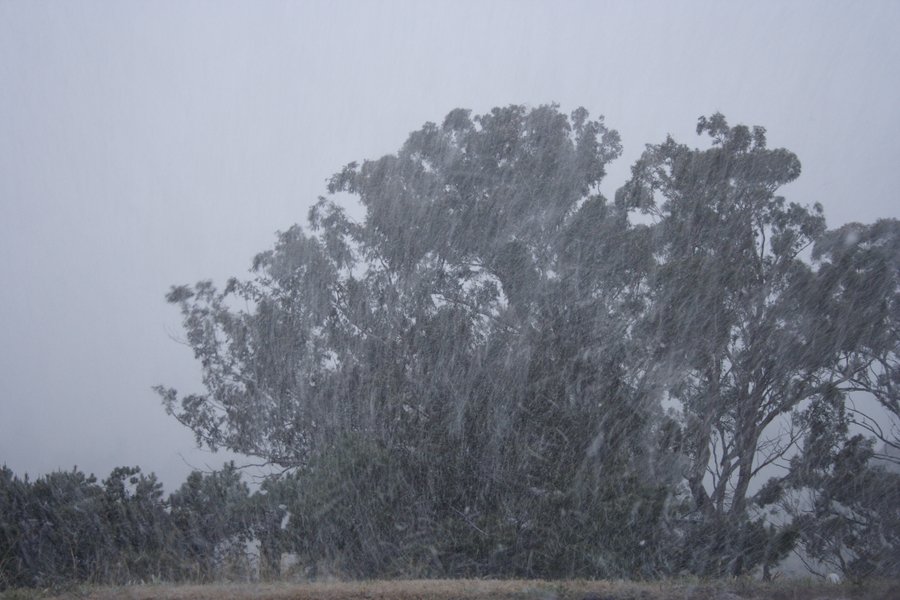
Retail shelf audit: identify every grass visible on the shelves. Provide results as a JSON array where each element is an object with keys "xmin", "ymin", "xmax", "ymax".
[{"xmin": 4, "ymin": 578, "xmax": 898, "ymax": 600}]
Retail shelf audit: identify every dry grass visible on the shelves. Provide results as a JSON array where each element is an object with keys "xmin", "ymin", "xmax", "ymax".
[{"xmin": 10, "ymin": 578, "xmax": 897, "ymax": 600}]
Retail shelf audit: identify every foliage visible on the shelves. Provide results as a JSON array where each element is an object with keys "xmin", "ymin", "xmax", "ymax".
[
  {"xmin": 616, "ymin": 114, "xmax": 844, "ymax": 576},
  {"xmin": 97, "ymin": 467, "xmax": 179, "ymax": 582},
  {"xmin": 157, "ymin": 105, "xmax": 687, "ymax": 579},
  {"xmin": 169, "ymin": 463, "xmax": 252, "ymax": 581},
  {"xmin": 156, "ymin": 106, "xmax": 900, "ymax": 581},
  {"xmin": 788, "ymin": 400, "xmax": 900, "ymax": 582},
  {"xmin": 811, "ymin": 219, "xmax": 900, "ymax": 453},
  {"xmin": 0, "ymin": 464, "xmax": 255, "ymax": 589}
]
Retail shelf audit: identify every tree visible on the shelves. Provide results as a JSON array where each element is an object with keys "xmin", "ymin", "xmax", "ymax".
[
  {"xmin": 157, "ymin": 105, "xmax": 624, "ymax": 467},
  {"xmin": 99, "ymin": 466, "xmax": 179, "ymax": 583},
  {"xmin": 159, "ymin": 107, "xmax": 900, "ymax": 580},
  {"xmin": 617, "ymin": 114, "xmax": 840, "ymax": 576},
  {"xmin": 169, "ymin": 463, "xmax": 251, "ymax": 581},
  {"xmin": 615, "ymin": 114, "xmax": 900, "ymax": 578},
  {"xmin": 810, "ymin": 219, "xmax": 900, "ymax": 457},
  {"xmin": 15, "ymin": 468, "xmax": 107, "ymax": 586},
  {"xmin": 788, "ymin": 394, "xmax": 900, "ymax": 582},
  {"xmin": 248, "ymin": 475, "xmax": 295, "ymax": 580},
  {"xmin": 0, "ymin": 465, "xmax": 30, "ymax": 589},
  {"xmin": 159, "ymin": 104, "xmax": 677, "ymax": 578}
]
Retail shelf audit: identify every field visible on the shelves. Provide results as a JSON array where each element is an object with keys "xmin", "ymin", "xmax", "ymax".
[{"xmin": 7, "ymin": 579, "xmax": 899, "ymax": 600}]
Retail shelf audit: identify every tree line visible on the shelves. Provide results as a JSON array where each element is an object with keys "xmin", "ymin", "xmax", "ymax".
[
  {"xmin": 4, "ymin": 105, "xmax": 897, "ymax": 588},
  {"xmin": 0, "ymin": 462, "xmax": 275, "ymax": 588}
]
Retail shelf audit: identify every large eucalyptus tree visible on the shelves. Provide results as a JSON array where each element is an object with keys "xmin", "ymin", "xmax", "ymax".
[{"xmin": 158, "ymin": 107, "xmax": 899, "ymax": 579}]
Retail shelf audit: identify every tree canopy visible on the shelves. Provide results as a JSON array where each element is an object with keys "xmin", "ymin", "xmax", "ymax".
[{"xmin": 156, "ymin": 105, "xmax": 899, "ymax": 580}]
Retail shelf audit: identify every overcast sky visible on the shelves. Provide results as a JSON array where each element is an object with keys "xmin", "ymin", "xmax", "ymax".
[{"xmin": 1, "ymin": 0, "xmax": 898, "ymax": 491}]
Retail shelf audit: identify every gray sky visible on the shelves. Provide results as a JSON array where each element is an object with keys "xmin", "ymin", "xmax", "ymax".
[{"xmin": 1, "ymin": 0, "xmax": 898, "ymax": 491}]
